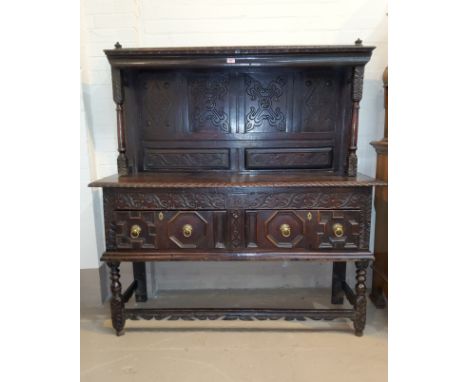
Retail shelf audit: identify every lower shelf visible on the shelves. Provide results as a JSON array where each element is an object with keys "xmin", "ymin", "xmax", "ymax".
[
  {"xmin": 125, "ymin": 307, "xmax": 356, "ymax": 321},
  {"xmin": 107, "ymin": 260, "xmax": 370, "ymax": 337}
]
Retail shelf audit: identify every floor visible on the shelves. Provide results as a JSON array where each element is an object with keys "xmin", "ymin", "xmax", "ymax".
[{"xmin": 81, "ymin": 269, "xmax": 387, "ymax": 382}]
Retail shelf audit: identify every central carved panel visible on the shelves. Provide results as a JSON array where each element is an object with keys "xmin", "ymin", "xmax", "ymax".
[{"xmin": 244, "ymin": 74, "xmax": 288, "ymax": 132}]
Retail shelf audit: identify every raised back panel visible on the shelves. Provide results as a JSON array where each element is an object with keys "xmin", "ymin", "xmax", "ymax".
[{"xmin": 126, "ymin": 66, "xmax": 352, "ymax": 174}]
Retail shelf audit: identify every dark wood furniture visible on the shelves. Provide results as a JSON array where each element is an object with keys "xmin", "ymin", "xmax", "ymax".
[
  {"xmin": 370, "ymin": 67, "xmax": 388, "ymax": 308},
  {"xmin": 89, "ymin": 42, "xmax": 383, "ymax": 336}
]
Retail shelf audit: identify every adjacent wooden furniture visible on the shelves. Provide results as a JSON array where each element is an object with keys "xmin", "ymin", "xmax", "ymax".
[
  {"xmin": 89, "ymin": 42, "xmax": 383, "ymax": 336},
  {"xmin": 370, "ymin": 67, "xmax": 388, "ymax": 308}
]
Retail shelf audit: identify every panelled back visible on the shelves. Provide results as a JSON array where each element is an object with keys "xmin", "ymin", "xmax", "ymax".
[{"xmin": 124, "ymin": 67, "xmax": 352, "ymax": 174}]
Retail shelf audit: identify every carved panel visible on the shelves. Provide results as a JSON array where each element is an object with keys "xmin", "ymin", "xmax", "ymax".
[
  {"xmin": 228, "ymin": 210, "xmax": 243, "ymax": 249},
  {"xmin": 263, "ymin": 211, "xmax": 306, "ymax": 249},
  {"xmin": 111, "ymin": 68, "xmax": 123, "ymax": 104},
  {"xmin": 316, "ymin": 210, "xmax": 360, "ymax": 249},
  {"xmin": 245, "ymin": 148, "xmax": 332, "ymax": 169},
  {"xmin": 143, "ymin": 149, "xmax": 230, "ymax": 170},
  {"xmin": 244, "ymin": 74, "xmax": 287, "ymax": 132},
  {"xmin": 359, "ymin": 190, "xmax": 372, "ymax": 249},
  {"xmin": 113, "ymin": 211, "xmax": 157, "ymax": 249},
  {"xmin": 188, "ymin": 73, "xmax": 231, "ymax": 133},
  {"xmin": 166, "ymin": 211, "xmax": 211, "ymax": 249},
  {"xmin": 352, "ymin": 66, "xmax": 364, "ymax": 101},
  {"xmin": 302, "ymin": 72, "xmax": 339, "ymax": 132},
  {"xmin": 140, "ymin": 72, "xmax": 177, "ymax": 136}
]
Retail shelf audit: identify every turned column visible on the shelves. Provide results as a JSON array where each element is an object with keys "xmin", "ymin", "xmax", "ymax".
[
  {"xmin": 111, "ymin": 42, "xmax": 129, "ymax": 175},
  {"xmin": 347, "ymin": 39, "xmax": 365, "ymax": 176},
  {"xmin": 108, "ymin": 261, "xmax": 126, "ymax": 336},
  {"xmin": 353, "ymin": 260, "xmax": 369, "ymax": 336}
]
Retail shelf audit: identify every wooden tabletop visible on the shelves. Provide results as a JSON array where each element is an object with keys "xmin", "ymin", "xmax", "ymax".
[{"xmin": 89, "ymin": 172, "xmax": 386, "ymax": 188}]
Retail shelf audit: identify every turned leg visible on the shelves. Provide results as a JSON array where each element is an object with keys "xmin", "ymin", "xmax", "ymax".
[
  {"xmin": 353, "ymin": 260, "xmax": 369, "ymax": 336},
  {"xmin": 331, "ymin": 262, "xmax": 346, "ymax": 304},
  {"xmin": 108, "ymin": 261, "xmax": 126, "ymax": 336},
  {"xmin": 132, "ymin": 262, "xmax": 148, "ymax": 302}
]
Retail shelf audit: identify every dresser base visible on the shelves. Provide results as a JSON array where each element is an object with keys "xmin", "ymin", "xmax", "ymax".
[{"xmin": 107, "ymin": 260, "xmax": 370, "ymax": 337}]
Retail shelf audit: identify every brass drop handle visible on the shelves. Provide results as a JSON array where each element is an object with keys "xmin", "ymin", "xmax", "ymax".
[
  {"xmin": 333, "ymin": 223, "xmax": 344, "ymax": 238},
  {"xmin": 280, "ymin": 224, "xmax": 291, "ymax": 238},
  {"xmin": 130, "ymin": 224, "xmax": 142, "ymax": 239},
  {"xmin": 182, "ymin": 224, "xmax": 193, "ymax": 238}
]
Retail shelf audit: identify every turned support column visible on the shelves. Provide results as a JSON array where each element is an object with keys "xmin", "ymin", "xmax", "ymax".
[
  {"xmin": 347, "ymin": 39, "xmax": 365, "ymax": 177},
  {"xmin": 108, "ymin": 261, "xmax": 126, "ymax": 336},
  {"xmin": 111, "ymin": 42, "xmax": 129, "ymax": 176},
  {"xmin": 353, "ymin": 260, "xmax": 369, "ymax": 336}
]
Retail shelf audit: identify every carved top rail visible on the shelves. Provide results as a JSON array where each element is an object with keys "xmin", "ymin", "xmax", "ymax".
[{"xmin": 105, "ymin": 45, "xmax": 375, "ymax": 68}]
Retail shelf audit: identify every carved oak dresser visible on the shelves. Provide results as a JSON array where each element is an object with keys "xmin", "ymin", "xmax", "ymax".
[{"xmin": 89, "ymin": 41, "xmax": 383, "ymax": 336}]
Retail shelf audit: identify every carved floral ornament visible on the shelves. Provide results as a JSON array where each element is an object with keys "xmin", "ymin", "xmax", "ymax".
[{"xmin": 106, "ymin": 189, "xmax": 370, "ymax": 210}]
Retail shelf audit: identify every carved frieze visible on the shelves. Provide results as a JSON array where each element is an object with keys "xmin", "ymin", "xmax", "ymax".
[
  {"xmin": 241, "ymin": 189, "xmax": 370, "ymax": 210},
  {"xmin": 110, "ymin": 190, "xmax": 227, "ymax": 210},
  {"xmin": 106, "ymin": 188, "xmax": 371, "ymax": 211}
]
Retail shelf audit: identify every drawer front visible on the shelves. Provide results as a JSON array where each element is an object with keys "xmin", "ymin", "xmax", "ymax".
[
  {"xmin": 245, "ymin": 147, "xmax": 333, "ymax": 170},
  {"xmin": 246, "ymin": 210, "xmax": 361, "ymax": 250},
  {"xmin": 111, "ymin": 210, "xmax": 227, "ymax": 250}
]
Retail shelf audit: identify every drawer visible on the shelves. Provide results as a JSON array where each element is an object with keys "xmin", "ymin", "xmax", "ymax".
[
  {"xmin": 111, "ymin": 210, "xmax": 228, "ymax": 250},
  {"xmin": 109, "ymin": 208, "xmax": 362, "ymax": 251},
  {"xmin": 245, "ymin": 147, "xmax": 333, "ymax": 170},
  {"xmin": 245, "ymin": 210, "xmax": 361, "ymax": 250}
]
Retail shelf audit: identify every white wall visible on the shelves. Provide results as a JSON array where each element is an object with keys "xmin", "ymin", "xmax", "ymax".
[{"xmin": 80, "ymin": 0, "xmax": 387, "ymax": 289}]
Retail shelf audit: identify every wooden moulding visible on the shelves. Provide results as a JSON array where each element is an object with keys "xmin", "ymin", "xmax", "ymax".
[
  {"xmin": 101, "ymin": 250, "xmax": 374, "ymax": 262},
  {"xmin": 104, "ymin": 45, "xmax": 375, "ymax": 69}
]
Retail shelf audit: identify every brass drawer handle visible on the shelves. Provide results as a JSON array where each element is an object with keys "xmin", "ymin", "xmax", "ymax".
[
  {"xmin": 182, "ymin": 224, "xmax": 193, "ymax": 238},
  {"xmin": 130, "ymin": 224, "xmax": 142, "ymax": 239},
  {"xmin": 280, "ymin": 224, "xmax": 291, "ymax": 238},
  {"xmin": 333, "ymin": 223, "xmax": 344, "ymax": 238}
]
